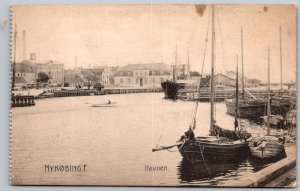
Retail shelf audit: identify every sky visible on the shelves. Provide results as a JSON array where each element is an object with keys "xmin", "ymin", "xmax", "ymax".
[{"xmin": 12, "ymin": 4, "xmax": 296, "ymax": 82}]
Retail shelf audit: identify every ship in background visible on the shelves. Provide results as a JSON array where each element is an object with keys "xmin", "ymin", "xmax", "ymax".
[{"xmin": 161, "ymin": 47, "xmax": 197, "ymax": 100}]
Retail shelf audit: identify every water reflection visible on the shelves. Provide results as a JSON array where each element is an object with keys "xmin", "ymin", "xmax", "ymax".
[
  {"xmin": 177, "ymin": 154, "xmax": 286, "ymax": 185},
  {"xmin": 177, "ymin": 159, "xmax": 240, "ymax": 186}
]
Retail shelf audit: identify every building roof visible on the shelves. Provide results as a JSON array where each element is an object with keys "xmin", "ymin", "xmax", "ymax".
[
  {"xmin": 79, "ymin": 68, "xmax": 94, "ymax": 76},
  {"xmin": 118, "ymin": 63, "xmax": 171, "ymax": 71},
  {"xmin": 91, "ymin": 68, "xmax": 105, "ymax": 75},
  {"xmin": 190, "ymin": 71, "xmax": 201, "ymax": 77},
  {"xmin": 115, "ymin": 63, "xmax": 171, "ymax": 77},
  {"xmin": 64, "ymin": 73, "xmax": 83, "ymax": 82}
]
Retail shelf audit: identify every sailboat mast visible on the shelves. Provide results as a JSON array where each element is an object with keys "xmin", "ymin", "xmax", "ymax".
[
  {"xmin": 210, "ymin": 5, "xmax": 215, "ymax": 131},
  {"xmin": 235, "ymin": 55, "xmax": 239, "ymax": 131},
  {"xmin": 187, "ymin": 48, "xmax": 190, "ymax": 80},
  {"xmin": 279, "ymin": 25, "xmax": 283, "ymax": 92},
  {"xmin": 267, "ymin": 46, "xmax": 271, "ymax": 135},
  {"xmin": 241, "ymin": 27, "xmax": 245, "ymax": 98},
  {"xmin": 12, "ymin": 24, "xmax": 17, "ymax": 90},
  {"xmin": 173, "ymin": 44, "xmax": 178, "ymax": 82}
]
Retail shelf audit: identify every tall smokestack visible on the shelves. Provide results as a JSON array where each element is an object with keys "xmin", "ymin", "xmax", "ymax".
[
  {"xmin": 30, "ymin": 53, "xmax": 36, "ymax": 61},
  {"xmin": 23, "ymin": 30, "xmax": 26, "ymax": 61}
]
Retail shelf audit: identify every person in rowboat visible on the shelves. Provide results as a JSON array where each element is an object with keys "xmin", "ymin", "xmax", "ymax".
[{"xmin": 107, "ymin": 99, "xmax": 111, "ymax": 104}]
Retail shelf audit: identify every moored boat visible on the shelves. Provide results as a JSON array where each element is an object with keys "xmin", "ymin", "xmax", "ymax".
[
  {"xmin": 161, "ymin": 80, "xmax": 186, "ymax": 100},
  {"xmin": 248, "ymin": 46, "xmax": 286, "ymax": 160},
  {"xmin": 248, "ymin": 136, "xmax": 286, "ymax": 160},
  {"xmin": 153, "ymin": 5, "xmax": 251, "ymax": 164},
  {"xmin": 225, "ymin": 26, "xmax": 267, "ymax": 119},
  {"xmin": 225, "ymin": 98, "xmax": 266, "ymax": 118}
]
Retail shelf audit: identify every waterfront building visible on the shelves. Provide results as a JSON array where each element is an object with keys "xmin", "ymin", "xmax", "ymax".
[
  {"xmin": 90, "ymin": 67, "xmax": 110, "ymax": 86},
  {"xmin": 114, "ymin": 63, "xmax": 172, "ymax": 87},
  {"xmin": 14, "ymin": 60, "xmax": 36, "ymax": 83},
  {"xmin": 35, "ymin": 61, "xmax": 64, "ymax": 85},
  {"xmin": 14, "ymin": 59, "xmax": 64, "ymax": 86},
  {"xmin": 215, "ymin": 73, "xmax": 236, "ymax": 87},
  {"xmin": 64, "ymin": 69, "xmax": 83, "ymax": 87}
]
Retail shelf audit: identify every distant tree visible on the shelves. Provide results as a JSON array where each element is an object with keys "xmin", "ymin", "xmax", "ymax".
[{"xmin": 37, "ymin": 72, "xmax": 50, "ymax": 83}]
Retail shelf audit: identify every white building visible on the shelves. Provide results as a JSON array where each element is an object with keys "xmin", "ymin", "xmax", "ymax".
[{"xmin": 114, "ymin": 63, "xmax": 172, "ymax": 87}]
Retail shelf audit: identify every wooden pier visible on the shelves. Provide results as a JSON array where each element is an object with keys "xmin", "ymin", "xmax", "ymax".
[
  {"xmin": 178, "ymin": 88, "xmax": 295, "ymax": 101},
  {"xmin": 12, "ymin": 95, "xmax": 35, "ymax": 107},
  {"xmin": 52, "ymin": 89, "xmax": 103, "ymax": 97},
  {"xmin": 103, "ymin": 87, "xmax": 162, "ymax": 94},
  {"xmin": 36, "ymin": 87, "xmax": 163, "ymax": 99}
]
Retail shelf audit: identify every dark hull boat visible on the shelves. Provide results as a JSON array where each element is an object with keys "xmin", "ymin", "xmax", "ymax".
[
  {"xmin": 153, "ymin": 5, "xmax": 251, "ymax": 166},
  {"xmin": 161, "ymin": 81, "xmax": 185, "ymax": 100},
  {"xmin": 248, "ymin": 46, "xmax": 286, "ymax": 161},
  {"xmin": 177, "ymin": 136, "xmax": 249, "ymax": 163},
  {"xmin": 176, "ymin": 6, "xmax": 251, "ymax": 163},
  {"xmin": 225, "ymin": 99, "xmax": 266, "ymax": 118}
]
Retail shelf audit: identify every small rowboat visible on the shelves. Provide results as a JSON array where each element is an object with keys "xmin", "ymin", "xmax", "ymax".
[
  {"xmin": 91, "ymin": 102, "xmax": 117, "ymax": 107},
  {"xmin": 248, "ymin": 136, "xmax": 286, "ymax": 160}
]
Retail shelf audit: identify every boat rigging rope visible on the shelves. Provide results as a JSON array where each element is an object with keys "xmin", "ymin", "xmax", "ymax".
[
  {"xmin": 198, "ymin": 143, "xmax": 209, "ymax": 173},
  {"xmin": 166, "ymin": 138, "xmax": 186, "ymax": 152},
  {"xmin": 155, "ymin": 130, "xmax": 164, "ymax": 149},
  {"xmin": 189, "ymin": 15, "xmax": 210, "ymax": 129}
]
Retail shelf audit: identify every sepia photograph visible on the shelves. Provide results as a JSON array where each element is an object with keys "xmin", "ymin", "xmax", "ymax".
[{"xmin": 10, "ymin": 4, "xmax": 296, "ymax": 187}]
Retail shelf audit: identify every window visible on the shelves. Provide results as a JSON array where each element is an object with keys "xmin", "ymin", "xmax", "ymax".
[
  {"xmin": 120, "ymin": 78, "xmax": 123, "ymax": 84},
  {"xmin": 144, "ymin": 78, "xmax": 147, "ymax": 84},
  {"xmin": 128, "ymin": 78, "xmax": 131, "ymax": 83},
  {"xmin": 136, "ymin": 78, "xmax": 139, "ymax": 84},
  {"xmin": 153, "ymin": 78, "xmax": 155, "ymax": 83},
  {"xmin": 161, "ymin": 78, "xmax": 164, "ymax": 82}
]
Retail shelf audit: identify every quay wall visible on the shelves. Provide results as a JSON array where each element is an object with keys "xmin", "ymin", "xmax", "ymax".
[
  {"xmin": 222, "ymin": 144, "xmax": 296, "ymax": 187},
  {"xmin": 11, "ymin": 96, "xmax": 35, "ymax": 107}
]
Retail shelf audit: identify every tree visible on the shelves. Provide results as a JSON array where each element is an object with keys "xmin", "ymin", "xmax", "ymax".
[{"xmin": 37, "ymin": 72, "xmax": 50, "ymax": 83}]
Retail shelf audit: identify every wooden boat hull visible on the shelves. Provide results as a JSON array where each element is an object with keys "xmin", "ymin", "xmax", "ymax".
[
  {"xmin": 225, "ymin": 99, "xmax": 266, "ymax": 119},
  {"xmin": 177, "ymin": 139, "xmax": 249, "ymax": 163},
  {"xmin": 249, "ymin": 139, "xmax": 286, "ymax": 160}
]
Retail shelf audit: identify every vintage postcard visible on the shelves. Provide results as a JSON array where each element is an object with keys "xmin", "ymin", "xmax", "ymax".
[{"xmin": 10, "ymin": 4, "xmax": 296, "ymax": 187}]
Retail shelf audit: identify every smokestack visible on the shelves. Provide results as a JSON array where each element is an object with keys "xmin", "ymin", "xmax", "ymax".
[
  {"xmin": 30, "ymin": 53, "xmax": 36, "ymax": 61},
  {"xmin": 23, "ymin": 30, "xmax": 26, "ymax": 61}
]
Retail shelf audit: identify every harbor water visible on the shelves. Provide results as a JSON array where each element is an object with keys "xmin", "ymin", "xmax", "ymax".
[{"xmin": 12, "ymin": 93, "xmax": 279, "ymax": 186}]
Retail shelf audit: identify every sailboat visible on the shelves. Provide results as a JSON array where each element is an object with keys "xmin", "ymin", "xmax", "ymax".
[
  {"xmin": 262, "ymin": 26, "xmax": 292, "ymax": 127},
  {"xmin": 225, "ymin": 27, "xmax": 267, "ymax": 119},
  {"xmin": 270, "ymin": 26, "xmax": 294, "ymax": 118},
  {"xmin": 248, "ymin": 47, "xmax": 286, "ymax": 160},
  {"xmin": 153, "ymin": 5, "xmax": 250, "ymax": 163}
]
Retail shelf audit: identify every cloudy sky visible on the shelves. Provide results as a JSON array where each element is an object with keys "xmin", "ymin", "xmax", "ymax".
[{"xmin": 12, "ymin": 4, "xmax": 296, "ymax": 82}]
